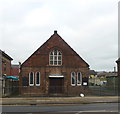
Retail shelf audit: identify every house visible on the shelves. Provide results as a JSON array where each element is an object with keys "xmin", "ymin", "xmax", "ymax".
[
  {"xmin": 11, "ymin": 64, "xmax": 19, "ymax": 77},
  {"xmin": 20, "ymin": 31, "xmax": 89, "ymax": 96},
  {"xmin": 0, "ymin": 50, "xmax": 13, "ymax": 96},
  {"xmin": 89, "ymin": 70, "xmax": 98, "ymax": 86},
  {"xmin": 89, "ymin": 70, "xmax": 108, "ymax": 86},
  {"xmin": 1, "ymin": 50, "xmax": 13, "ymax": 77},
  {"xmin": 0, "ymin": 50, "xmax": 20, "ymax": 96},
  {"xmin": 105, "ymin": 72, "xmax": 118, "ymax": 87},
  {"xmin": 96, "ymin": 71, "xmax": 118, "ymax": 87}
]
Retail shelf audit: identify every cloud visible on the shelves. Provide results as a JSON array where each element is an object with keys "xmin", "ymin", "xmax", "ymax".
[
  {"xmin": 24, "ymin": 5, "xmax": 53, "ymax": 27},
  {"xmin": 0, "ymin": 0, "xmax": 119, "ymax": 71}
]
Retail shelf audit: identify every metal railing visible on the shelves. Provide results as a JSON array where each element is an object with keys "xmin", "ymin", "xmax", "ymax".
[{"xmin": 2, "ymin": 85, "xmax": 118, "ymax": 97}]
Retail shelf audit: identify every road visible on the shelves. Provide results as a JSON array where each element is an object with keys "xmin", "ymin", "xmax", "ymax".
[{"xmin": 1, "ymin": 103, "xmax": 119, "ymax": 114}]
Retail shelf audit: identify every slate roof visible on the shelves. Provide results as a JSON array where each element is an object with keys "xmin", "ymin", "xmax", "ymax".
[
  {"xmin": 97, "ymin": 72, "xmax": 117, "ymax": 77},
  {"xmin": 89, "ymin": 70, "xmax": 97, "ymax": 75},
  {"xmin": 11, "ymin": 64, "xmax": 19, "ymax": 68},
  {"xmin": 1, "ymin": 50, "xmax": 13, "ymax": 60},
  {"xmin": 105, "ymin": 72, "xmax": 117, "ymax": 77}
]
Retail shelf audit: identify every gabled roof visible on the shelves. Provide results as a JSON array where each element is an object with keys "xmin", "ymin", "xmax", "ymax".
[
  {"xmin": 22, "ymin": 31, "xmax": 89, "ymax": 67},
  {"xmin": 89, "ymin": 70, "xmax": 97, "ymax": 75},
  {"xmin": 105, "ymin": 72, "xmax": 117, "ymax": 77},
  {"xmin": 97, "ymin": 72, "xmax": 117, "ymax": 77},
  {"xmin": 1, "ymin": 50, "xmax": 13, "ymax": 60}
]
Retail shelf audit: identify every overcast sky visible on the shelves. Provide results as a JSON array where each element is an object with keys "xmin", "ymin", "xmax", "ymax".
[{"xmin": 0, "ymin": 0, "xmax": 119, "ymax": 71}]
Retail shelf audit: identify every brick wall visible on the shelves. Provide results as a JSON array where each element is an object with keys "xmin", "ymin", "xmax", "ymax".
[{"xmin": 2, "ymin": 56, "xmax": 11, "ymax": 76}]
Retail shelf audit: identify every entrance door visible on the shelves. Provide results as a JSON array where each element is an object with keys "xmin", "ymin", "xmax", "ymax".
[{"xmin": 49, "ymin": 78, "xmax": 64, "ymax": 94}]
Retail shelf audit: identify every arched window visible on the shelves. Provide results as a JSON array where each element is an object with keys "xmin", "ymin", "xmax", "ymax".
[
  {"xmin": 29, "ymin": 72, "xmax": 34, "ymax": 86},
  {"xmin": 35, "ymin": 72, "xmax": 40, "ymax": 86},
  {"xmin": 71, "ymin": 72, "xmax": 76, "ymax": 86},
  {"xmin": 49, "ymin": 50, "xmax": 62, "ymax": 65},
  {"xmin": 77, "ymin": 72, "xmax": 82, "ymax": 86}
]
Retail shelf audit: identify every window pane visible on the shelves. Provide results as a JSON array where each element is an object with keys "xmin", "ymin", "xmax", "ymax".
[
  {"xmin": 58, "ymin": 61, "xmax": 61, "ymax": 65},
  {"xmin": 50, "ymin": 52, "xmax": 53, "ymax": 55},
  {"xmin": 36, "ymin": 72, "xmax": 40, "ymax": 84},
  {"xmin": 54, "ymin": 61, "xmax": 57, "ymax": 65},
  {"xmin": 30, "ymin": 72, "xmax": 34, "ymax": 85},
  {"xmin": 77, "ymin": 72, "xmax": 82, "ymax": 85},
  {"xmin": 77, "ymin": 80, "xmax": 80, "ymax": 84},
  {"xmin": 71, "ymin": 72, "xmax": 76, "ymax": 85},
  {"xmin": 54, "ymin": 50, "xmax": 57, "ymax": 55},
  {"xmin": 58, "ymin": 52, "xmax": 61, "ymax": 55},
  {"xmin": 50, "ymin": 61, "xmax": 53, "ymax": 65},
  {"xmin": 72, "ymin": 72, "xmax": 75, "ymax": 76},
  {"xmin": 78, "ymin": 73, "xmax": 80, "ymax": 80},
  {"xmin": 50, "ymin": 56, "xmax": 53, "ymax": 60},
  {"xmin": 54, "ymin": 56, "xmax": 57, "ymax": 60},
  {"xmin": 58, "ymin": 56, "xmax": 61, "ymax": 60},
  {"xmin": 72, "ymin": 76, "xmax": 75, "ymax": 84},
  {"xmin": 30, "ymin": 76, "xmax": 33, "ymax": 84}
]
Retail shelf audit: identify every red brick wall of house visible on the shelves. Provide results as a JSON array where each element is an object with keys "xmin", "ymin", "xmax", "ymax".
[
  {"xmin": 2, "ymin": 51, "xmax": 13, "ymax": 77},
  {"xmin": 11, "ymin": 67, "xmax": 19, "ymax": 76},
  {"xmin": 2, "ymin": 57, "xmax": 12, "ymax": 76}
]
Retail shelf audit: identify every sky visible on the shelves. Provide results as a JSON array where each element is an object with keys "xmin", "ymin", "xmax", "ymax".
[{"xmin": 0, "ymin": 0, "xmax": 119, "ymax": 72}]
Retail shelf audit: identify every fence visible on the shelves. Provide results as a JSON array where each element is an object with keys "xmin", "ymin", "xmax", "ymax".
[
  {"xmin": 88, "ymin": 86, "xmax": 118, "ymax": 96},
  {"xmin": 2, "ymin": 85, "xmax": 118, "ymax": 97}
]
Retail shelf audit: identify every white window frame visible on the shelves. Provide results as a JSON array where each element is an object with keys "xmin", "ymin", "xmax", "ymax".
[
  {"xmin": 29, "ymin": 72, "xmax": 34, "ymax": 86},
  {"xmin": 49, "ymin": 50, "xmax": 62, "ymax": 65},
  {"xmin": 35, "ymin": 72, "xmax": 40, "ymax": 86},
  {"xmin": 71, "ymin": 72, "xmax": 76, "ymax": 86},
  {"xmin": 77, "ymin": 72, "xmax": 82, "ymax": 86}
]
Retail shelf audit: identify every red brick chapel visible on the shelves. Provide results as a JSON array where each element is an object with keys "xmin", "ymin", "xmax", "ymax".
[{"xmin": 20, "ymin": 31, "xmax": 89, "ymax": 96}]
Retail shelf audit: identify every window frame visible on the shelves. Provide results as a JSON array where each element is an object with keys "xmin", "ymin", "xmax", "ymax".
[
  {"xmin": 71, "ymin": 72, "xmax": 76, "ymax": 86},
  {"xmin": 77, "ymin": 72, "xmax": 82, "ymax": 86},
  {"xmin": 29, "ymin": 72, "xmax": 34, "ymax": 86},
  {"xmin": 49, "ymin": 50, "xmax": 62, "ymax": 65},
  {"xmin": 35, "ymin": 72, "xmax": 40, "ymax": 86}
]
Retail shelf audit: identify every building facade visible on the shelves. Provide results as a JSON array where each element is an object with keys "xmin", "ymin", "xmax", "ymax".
[
  {"xmin": 1, "ymin": 51, "xmax": 13, "ymax": 77},
  {"xmin": 116, "ymin": 58, "xmax": 120, "ymax": 77},
  {"xmin": 20, "ymin": 31, "xmax": 89, "ymax": 96},
  {"xmin": 0, "ymin": 50, "xmax": 13, "ymax": 96},
  {"xmin": 11, "ymin": 65, "xmax": 19, "ymax": 76}
]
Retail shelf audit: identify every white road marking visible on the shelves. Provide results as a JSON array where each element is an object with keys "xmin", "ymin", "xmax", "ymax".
[{"xmin": 75, "ymin": 110, "xmax": 115, "ymax": 114}]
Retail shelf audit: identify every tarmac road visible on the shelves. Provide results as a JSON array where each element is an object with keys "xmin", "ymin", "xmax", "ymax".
[
  {"xmin": 1, "ymin": 103, "xmax": 119, "ymax": 113},
  {"xmin": 0, "ymin": 112, "xmax": 119, "ymax": 114}
]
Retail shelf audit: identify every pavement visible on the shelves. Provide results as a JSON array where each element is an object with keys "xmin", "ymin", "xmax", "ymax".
[{"xmin": 1, "ymin": 96, "xmax": 119, "ymax": 105}]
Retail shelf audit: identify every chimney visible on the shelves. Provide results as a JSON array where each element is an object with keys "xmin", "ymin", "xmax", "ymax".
[
  {"xmin": 19, "ymin": 62, "xmax": 21, "ymax": 73},
  {"xmin": 54, "ymin": 30, "xmax": 57, "ymax": 34}
]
